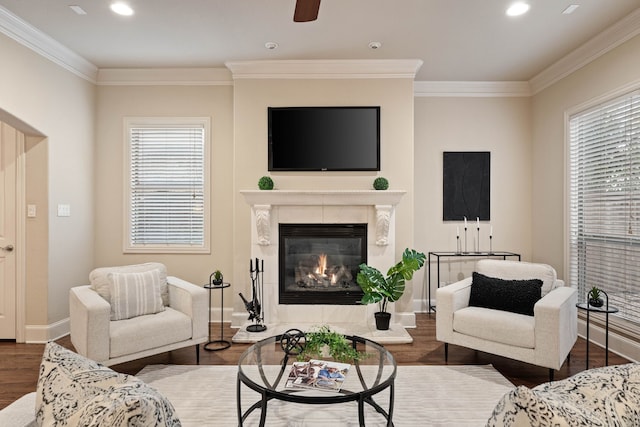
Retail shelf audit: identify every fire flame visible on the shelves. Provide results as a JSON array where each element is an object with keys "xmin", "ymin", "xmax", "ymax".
[{"xmin": 315, "ymin": 253, "xmax": 327, "ymax": 275}]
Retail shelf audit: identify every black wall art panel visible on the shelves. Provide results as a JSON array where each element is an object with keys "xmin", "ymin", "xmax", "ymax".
[{"xmin": 443, "ymin": 151, "xmax": 490, "ymax": 221}]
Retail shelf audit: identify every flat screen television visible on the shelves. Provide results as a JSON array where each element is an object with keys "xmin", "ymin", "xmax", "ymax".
[{"xmin": 268, "ymin": 106, "xmax": 380, "ymax": 171}]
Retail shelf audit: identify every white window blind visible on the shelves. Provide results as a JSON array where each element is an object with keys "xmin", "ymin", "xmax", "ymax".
[
  {"xmin": 125, "ymin": 118, "xmax": 209, "ymax": 253},
  {"xmin": 569, "ymin": 90, "xmax": 640, "ymax": 326}
]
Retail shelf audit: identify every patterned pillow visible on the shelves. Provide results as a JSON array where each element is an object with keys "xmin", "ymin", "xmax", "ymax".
[
  {"xmin": 108, "ymin": 270, "xmax": 165, "ymax": 321},
  {"xmin": 487, "ymin": 363, "xmax": 640, "ymax": 426},
  {"xmin": 89, "ymin": 263, "xmax": 169, "ymax": 306},
  {"xmin": 36, "ymin": 342, "xmax": 180, "ymax": 427}
]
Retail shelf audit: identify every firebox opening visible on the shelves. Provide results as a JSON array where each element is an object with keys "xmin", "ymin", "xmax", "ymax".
[{"xmin": 279, "ymin": 223, "xmax": 367, "ymax": 305}]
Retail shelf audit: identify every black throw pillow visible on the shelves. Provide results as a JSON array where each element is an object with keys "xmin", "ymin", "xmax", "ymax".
[{"xmin": 468, "ymin": 272, "xmax": 543, "ymax": 316}]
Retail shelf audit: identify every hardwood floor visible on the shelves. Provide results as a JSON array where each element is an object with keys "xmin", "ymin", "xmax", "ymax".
[{"xmin": 0, "ymin": 312, "xmax": 631, "ymax": 410}]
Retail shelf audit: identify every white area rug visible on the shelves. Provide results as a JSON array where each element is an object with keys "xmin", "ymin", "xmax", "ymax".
[{"xmin": 136, "ymin": 364, "xmax": 513, "ymax": 426}]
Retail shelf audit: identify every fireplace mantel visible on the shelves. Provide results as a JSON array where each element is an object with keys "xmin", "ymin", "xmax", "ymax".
[{"xmin": 240, "ymin": 190, "xmax": 406, "ymax": 246}]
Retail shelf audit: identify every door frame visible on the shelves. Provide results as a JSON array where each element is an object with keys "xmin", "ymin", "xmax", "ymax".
[{"xmin": 14, "ymin": 137, "xmax": 26, "ymax": 342}]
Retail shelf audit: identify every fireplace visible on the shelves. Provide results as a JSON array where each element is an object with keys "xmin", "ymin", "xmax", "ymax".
[{"xmin": 279, "ymin": 223, "xmax": 367, "ymax": 305}]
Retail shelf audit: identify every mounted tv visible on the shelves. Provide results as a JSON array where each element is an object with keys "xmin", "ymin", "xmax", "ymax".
[{"xmin": 268, "ymin": 106, "xmax": 380, "ymax": 171}]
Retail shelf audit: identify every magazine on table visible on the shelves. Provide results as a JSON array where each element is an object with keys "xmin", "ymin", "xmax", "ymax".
[{"xmin": 285, "ymin": 359, "xmax": 351, "ymax": 392}]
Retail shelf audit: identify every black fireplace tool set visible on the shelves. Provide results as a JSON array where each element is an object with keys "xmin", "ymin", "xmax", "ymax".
[{"xmin": 239, "ymin": 257, "xmax": 267, "ymax": 333}]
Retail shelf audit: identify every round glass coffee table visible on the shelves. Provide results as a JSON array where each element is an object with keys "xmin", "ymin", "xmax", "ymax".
[{"xmin": 237, "ymin": 333, "xmax": 396, "ymax": 426}]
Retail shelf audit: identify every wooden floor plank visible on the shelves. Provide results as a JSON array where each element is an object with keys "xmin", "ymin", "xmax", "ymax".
[{"xmin": 0, "ymin": 313, "xmax": 630, "ymax": 409}]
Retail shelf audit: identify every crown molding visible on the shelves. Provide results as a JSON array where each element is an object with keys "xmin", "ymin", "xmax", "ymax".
[
  {"xmin": 530, "ymin": 7, "xmax": 640, "ymax": 95},
  {"xmin": 413, "ymin": 81, "xmax": 531, "ymax": 97},
  {"xmin": 0, "ymin": 5, "xmax": 98, "ymax": 83},
  {"xmin": 225, "ymin": 59, "xmax": 424, "ymax": 79},
  {"xmin": 97, "ymin": 68, "xmax": 233, "ymax": 86}
]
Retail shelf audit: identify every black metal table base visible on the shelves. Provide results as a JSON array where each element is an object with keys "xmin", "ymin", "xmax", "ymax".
[
  {"xmin": 246, "ymin": 324, "xmax": 267, "ymax": 332},
  {"xmin": 204, "ymin": 339, "xmax": 231, "ymax": 351},
  {"xmin": 237, "ymin": 386, "xmax": 394, "ymax": 427}
]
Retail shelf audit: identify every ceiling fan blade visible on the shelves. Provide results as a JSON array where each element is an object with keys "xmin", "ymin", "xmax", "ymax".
[{"xmin": 294, "ymin": 0, "xmax": 321, "ymax": 22}]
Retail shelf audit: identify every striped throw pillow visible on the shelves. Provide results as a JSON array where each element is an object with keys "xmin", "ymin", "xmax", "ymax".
[{"xmin": 108, "ymin": 270, "xmax": 165, "ymax": 320}]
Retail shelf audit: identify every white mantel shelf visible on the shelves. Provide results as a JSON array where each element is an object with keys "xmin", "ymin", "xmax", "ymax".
[
  {"xmin": 240, "ymin": 189, "xmax": 406, "ymax": 246},
  {"xmin": 240, "ymin": 189, "xmax": 406, "ymax": 206}
]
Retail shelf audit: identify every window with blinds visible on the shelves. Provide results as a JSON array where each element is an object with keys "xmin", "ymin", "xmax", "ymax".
[
  {"xmin": 124, "ymin": 118, "xmax": 210, "ymax": 253},
  {"xmin": 569, "ymin": 90, "xmax": 640, "ymax": 327}
]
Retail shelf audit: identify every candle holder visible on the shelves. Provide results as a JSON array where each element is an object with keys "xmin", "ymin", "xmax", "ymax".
[
  {"xmin": 456, "ymin": 235, "xmax": 461, "ymax": 254},
  {"xmin": 489, "ymin": 235, "xmax": 493, "ymax": 254},
  {"xmin": 464, "ymin": 227, "xmax": 468, "ymax": 253},
  {"xmin": 476, "ymin": 227, "xmax": 480, "ymax": 253}
]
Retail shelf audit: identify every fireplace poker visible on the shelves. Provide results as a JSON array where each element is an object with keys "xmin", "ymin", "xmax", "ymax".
[{"xmin": 245, "ymin": 257, "xmax": 266, "ymax": 332}]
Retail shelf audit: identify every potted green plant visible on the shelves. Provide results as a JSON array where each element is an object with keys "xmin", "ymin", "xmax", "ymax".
[
  {"xmin": 297, "ymin": 325, "xmax": 365, "ymax": 363},
  {"xmin": 212, "ymin": 270, "xmax": 223, "ymax": 286},
  {"xmin": 357, "ymin": 248, "xmax": 426, "ymax": 330},
  {"xmin": 373, "ymin": 177, "xmax": 389, "ymax": 190},
  {"xmin": 588, "ymin": 286, "xmax": 604, "ymax": 307},
  {"xmin": 258, "ymin": 176, "xmax": 274, "ymax": 190}
]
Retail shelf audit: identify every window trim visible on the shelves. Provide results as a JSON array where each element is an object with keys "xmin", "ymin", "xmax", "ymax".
[{"xmin": 123, "ymin": 117, "xmax": 211, "ymax": 254}]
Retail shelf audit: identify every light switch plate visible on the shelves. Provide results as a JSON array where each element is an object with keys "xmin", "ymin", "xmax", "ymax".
[
  {"xmin": 57, "ymin": 204, "xmax": 71, "ymax": 217},
  {"xmin": 27, "ymin": 204, "xmax": 36, "ymax": 217}
]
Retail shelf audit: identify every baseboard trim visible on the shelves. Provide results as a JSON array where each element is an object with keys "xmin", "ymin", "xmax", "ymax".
[{"xmin": 25, "ymin": 318, "xmax": 69, "ymax": 343}]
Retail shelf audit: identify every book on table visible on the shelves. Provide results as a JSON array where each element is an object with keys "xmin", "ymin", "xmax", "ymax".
[{"xmin": 285, "ymin": 359, "xmax": 351, "ymax": 392}]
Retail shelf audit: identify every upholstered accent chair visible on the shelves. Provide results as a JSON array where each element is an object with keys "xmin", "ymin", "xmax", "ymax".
[
  {"xmin": 70, "ymin": 263, "xmax": 208, "ymax": 366},
  {"xmin": 436, "ymin": 259, "xmax": 577, "ymax": 380}
]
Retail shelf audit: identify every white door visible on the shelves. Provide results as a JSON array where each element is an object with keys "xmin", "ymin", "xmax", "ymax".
[{"xmin": 0, "ymin": 122, "xmax": 17, "ymax": 339}]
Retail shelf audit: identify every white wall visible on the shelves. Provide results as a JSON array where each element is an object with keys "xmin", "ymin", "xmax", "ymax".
[
  {"xmin": 531, "ymin": 33, "xmax": 640, "ymax": 279},
  {"xmin": 0, "ymin": 33, "xmax": 95, "ymax": 339},
  {"xmin": 95, "ymin": 84, "xmax": 235, "ymax": 288},
  {"xmin": 531, "ymin": 34, "xmax": 640, "ymax": 361},
  {"xmin": 413, "ymin": 96, "xmax": 533, "ymax": 308}
]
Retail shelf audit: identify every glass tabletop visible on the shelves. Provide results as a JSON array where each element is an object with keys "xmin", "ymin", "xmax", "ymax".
[
  {"xmin": 237, "ymin": 334, "xmax": 396, "ymax": 401},
  {"xmin": 576, "ymin": 302, "xmax": 619, "ymax": 314}
]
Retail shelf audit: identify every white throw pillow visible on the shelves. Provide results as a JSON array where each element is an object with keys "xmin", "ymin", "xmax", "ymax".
[
  {"xmin": 108, "ymin": 270, "xmax": 165, "ymax": 321},
  {"xmin": 89, "ymin": 262, "xmax": 169, "ymax": 306}
]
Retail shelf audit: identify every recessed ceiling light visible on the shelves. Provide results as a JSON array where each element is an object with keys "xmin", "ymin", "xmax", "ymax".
[
  {"xmin": 562, "ymin": 4, "xmax": 579, "ymax": 15},
  {"xmin": 110, "ymin": 2, "xmax": 134, "ymax": 16},
  {"xmin": 69, "ymin": 5, "xmax": 87, "ymax": 15},
  {"xmin": 265, "ymin": 42, "xmax": 279, "ymax": 50},
  {"xmin": 368, "ymin": 41, "xmax": 382, "ymax": 50},
  {"xmin": 506, "ymin": 2, "xmax": 530, "ymax": 17}
]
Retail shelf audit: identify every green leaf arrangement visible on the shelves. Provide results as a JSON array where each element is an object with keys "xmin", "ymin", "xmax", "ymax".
[
  {"xmin": 297, "ymin": 325, "xmax": 366, "ymax": 363},
  {"xmin": 357, "ymin": 248, "xmax": 426, "ymax": 313}
]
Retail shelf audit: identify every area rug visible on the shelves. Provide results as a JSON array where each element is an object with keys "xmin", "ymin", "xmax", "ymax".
[{"xmin": 136, "ymin": 364, "xmax": 513, "ymax": 426}]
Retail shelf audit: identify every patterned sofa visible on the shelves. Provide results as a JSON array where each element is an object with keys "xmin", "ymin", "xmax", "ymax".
[
  {"xmin": 487, "ymin": 363, "xmax": 640, "ymax": 426},
  {"xmin": 0, "ymin": 342, "xmax": 180, "ymax": 427}
]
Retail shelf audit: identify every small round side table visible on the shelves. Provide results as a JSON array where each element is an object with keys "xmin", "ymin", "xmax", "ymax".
[
  {"xmin": 576, "ymin": 301, "xmax": 618, "ymax": 369},
  {"xmin": 204, "ymin": 282, "xmax": 231, "ymax": 351}
]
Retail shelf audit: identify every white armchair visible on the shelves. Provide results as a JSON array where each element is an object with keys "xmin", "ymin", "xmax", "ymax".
[
  {"xmin": 436, "ymin": 259, "xmax": 577, "ymax": 380},
  {"xmin": 69, "ymin": 263, "xmax": 208, "ymax": 366}
]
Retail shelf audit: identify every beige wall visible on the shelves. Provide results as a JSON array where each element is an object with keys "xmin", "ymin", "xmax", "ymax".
[
  {"xmin": 531, "ymin": 33, "xmax": 640, "ymax": 280},
  {"xmin": 94, "ymin": 84, "xmax": 235, "ymax": 288},
  {"xmin": 231, "ymin": 78, "xmax": 417, "ymax": 314},
  {"xmin": 0, "ymin": 33, "xmax": 95, "ymax": 337},
  {"xmin": 413, "ymin": 96, "xmax": 533, "ymax": 305}
]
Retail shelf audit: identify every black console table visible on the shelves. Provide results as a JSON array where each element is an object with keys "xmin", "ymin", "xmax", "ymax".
[{"xmin": 427, "ymin": 251, "xmax": 521, "ymax": 313}]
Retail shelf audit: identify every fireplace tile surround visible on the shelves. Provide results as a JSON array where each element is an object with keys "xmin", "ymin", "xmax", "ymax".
[{"xmin": 232, "ymin": 190, "xmax": 414, "ymax": 344}]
